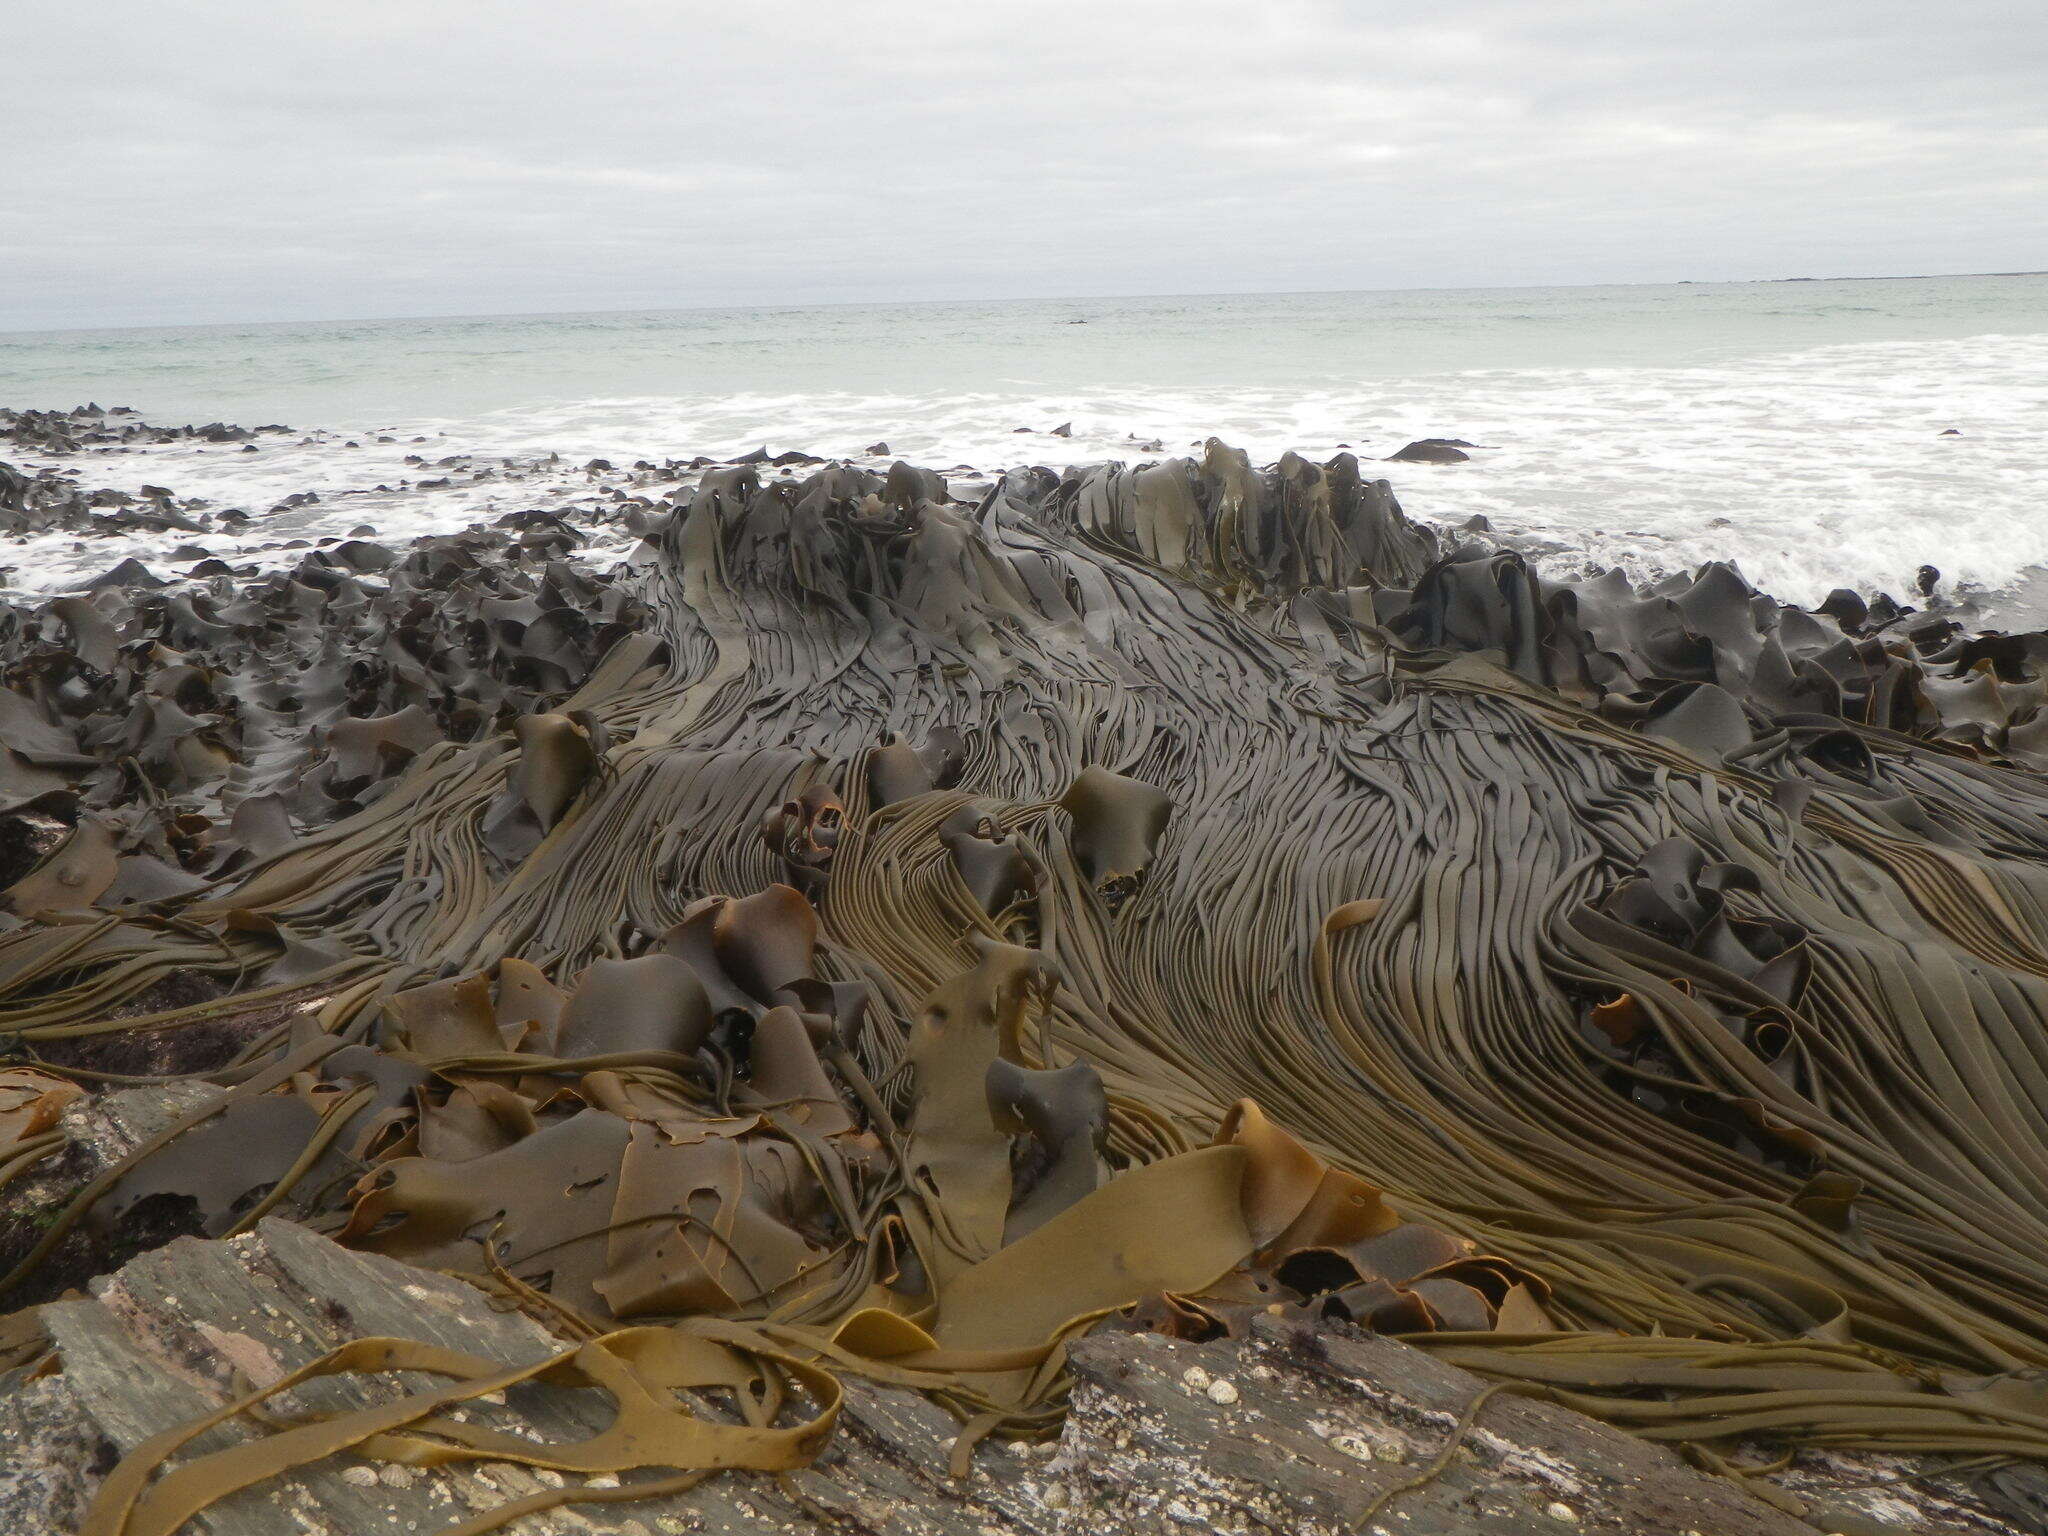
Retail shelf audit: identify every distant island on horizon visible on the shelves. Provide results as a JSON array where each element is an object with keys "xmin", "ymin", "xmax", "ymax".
[{"xmin": 1757, "ymin": 269, "xmax": 2048, "ymax": 283}]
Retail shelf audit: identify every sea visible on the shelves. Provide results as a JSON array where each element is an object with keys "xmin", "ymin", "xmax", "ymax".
[{"xmin": 4, "ymin": 275, "xmax": 2046, "ymax": 615}]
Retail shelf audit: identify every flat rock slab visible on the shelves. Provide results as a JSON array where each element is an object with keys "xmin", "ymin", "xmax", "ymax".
[
  {"xmin": 1056, "ymin": 1318, "xmax": 2027, "ymax": 1535},
  {"xmin": 24, "ymin": 1218, "xmax": 1052, "ymax": 1535},
  {"xmin": 6, "ymin": 1220, "xmax": 2029, "ymax": 1535}
]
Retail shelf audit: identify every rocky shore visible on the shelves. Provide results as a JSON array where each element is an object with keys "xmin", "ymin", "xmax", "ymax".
[{"xmin": 6, "ymin": 406, "xmax": 2048, "ymax": 1534}]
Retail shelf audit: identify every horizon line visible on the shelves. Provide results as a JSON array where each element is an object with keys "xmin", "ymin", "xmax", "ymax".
[{"xmin": 5, "ymin": 268, "xmax": 2044, "ymax": 340}]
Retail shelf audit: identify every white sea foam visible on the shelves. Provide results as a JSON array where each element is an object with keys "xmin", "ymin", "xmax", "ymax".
[{"xmin": 5, "ymin": 325, "xmax": 2045, "ymax": 611}]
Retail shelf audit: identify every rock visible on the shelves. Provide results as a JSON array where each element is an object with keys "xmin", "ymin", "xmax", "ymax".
[
  {"xmin": 0, "ymin": 1374, "xmax": 100, "ymax": 1532},
  {"xmin": 62, "ymin": 1083, "xmax": 225, "ymax": 1163},
  {"xmin": 1385, "ymin": 439, "xmax": 1471, "ymax": 464},
  {"xmin": 0, "ymin": 407, "xmax": 281, "ymax": 457},
  {"xmin": 83, "ymin": 558, "xmax": 165, "ymax": 590},
  {"xmin": 1050, "ymin": 422, "xmax": 1074, "ymax": 438},
  {"xmin": 0, "ymin": 808, "xmax": 68, "ymax": 889},
  {"xmin": 0, "ymin": 1082, "xmax": 223, "ymax": 1310},
  {"xmin": 1056, "ymin": 1319, "xmax": 2022, "ymax": 1536},
  {"xmin": 867, "ymin": 442, "xmax": 891, "ymax": 456},
  {"xmin": 22, "ymin": 1220, "xmax": 1055, "ymax": 1535},
  {"xmin": 8, "ymin": 1223, "xmax": 2017, "ymax": 1535}
]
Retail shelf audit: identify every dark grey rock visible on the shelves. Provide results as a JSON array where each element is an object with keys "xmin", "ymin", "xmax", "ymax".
[
  {"xmin": 6, "ymin": 1221, "xmax": 2021, "ymax": 1535},
  {"xmin": 1386, "ymin": 440, "xmax": 1472, "ymax": 464}
]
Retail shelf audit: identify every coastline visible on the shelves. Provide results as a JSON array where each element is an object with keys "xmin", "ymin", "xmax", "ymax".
[
  {"xmin": 7, "ymin": 399, "xmax": 2046, "ymax": 627},
  {"xmin": 7, "ymin": 402, "xmax": 2048, "ymax": 1532}
]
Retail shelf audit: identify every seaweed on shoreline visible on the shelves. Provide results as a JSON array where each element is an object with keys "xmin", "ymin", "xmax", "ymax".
[{"xmin": 10, "ymin": 442, "xmax": 2048, "ymax": 1529}]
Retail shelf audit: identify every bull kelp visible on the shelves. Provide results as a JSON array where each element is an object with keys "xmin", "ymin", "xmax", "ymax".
[{"xmin": 8, "ymin": 441, "xmax": 2048, "ymax": 1531}]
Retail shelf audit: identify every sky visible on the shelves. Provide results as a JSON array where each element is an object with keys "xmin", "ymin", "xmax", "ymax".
[{"xmin": 4, "ymin": 0, "xmax": 2046, "ymax": 330}]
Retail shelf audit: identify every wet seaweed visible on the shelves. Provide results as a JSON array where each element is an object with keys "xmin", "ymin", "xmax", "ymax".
[{"xmin": 7, "ymin": 445, "xmax": 2048, "ymax": 1529}]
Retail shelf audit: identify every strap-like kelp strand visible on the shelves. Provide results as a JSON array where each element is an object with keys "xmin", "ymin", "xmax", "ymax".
[{"xmin": 81, "ymin": 1326, "xmax": 839, "ymax": 1536}]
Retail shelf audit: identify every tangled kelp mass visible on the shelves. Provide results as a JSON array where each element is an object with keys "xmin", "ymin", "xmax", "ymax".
[{"xmin": 9, "ymin": 437, "xmax": 2048, "ymax": 1530}]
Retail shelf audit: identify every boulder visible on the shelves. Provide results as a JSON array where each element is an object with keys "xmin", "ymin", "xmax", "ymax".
[{"xmin": 1385, "ymin": 440, "xmax": 1472, "ymax": 464}]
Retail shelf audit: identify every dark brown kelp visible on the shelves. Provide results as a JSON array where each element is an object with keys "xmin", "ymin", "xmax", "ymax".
[{"xmin": 9, "ymin": 443, "xmax": 2048, "ymax": 1530}]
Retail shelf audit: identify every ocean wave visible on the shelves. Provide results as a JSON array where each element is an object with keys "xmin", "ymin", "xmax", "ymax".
[{"xmin": 4, "ymin": 328, "xmax": 2045, "ymax": 610}]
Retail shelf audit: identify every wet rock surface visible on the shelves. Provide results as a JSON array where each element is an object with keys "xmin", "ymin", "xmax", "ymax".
[
  {"xmin": 0, "ymin": 408, "xmax": 291, "ymax": 542},
  {"xmin": 1, "ymin": 405, "xmax": 287, "ymax": 457},
  {"xmin": 7, "ymin": 1220, "xmax": 2020, "ymax": 1535},
  {"xmin": 1060, "ymin": 1320, "xmax": 2031, "ymax": 1536},
  {"xmin": 9, "ymin": 1220, "xmax": 1050, "ymax": 1536}
]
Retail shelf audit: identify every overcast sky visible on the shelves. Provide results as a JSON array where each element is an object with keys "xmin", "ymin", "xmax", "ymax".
[{"xmin": 5, "ymin": 0, "xmax": 2045, "ymax": 330}]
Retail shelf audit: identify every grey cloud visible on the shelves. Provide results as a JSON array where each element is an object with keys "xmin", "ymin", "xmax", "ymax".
[{"xmin": 3, "ymin": 0, "xmax": 2045, "ymax": 328}]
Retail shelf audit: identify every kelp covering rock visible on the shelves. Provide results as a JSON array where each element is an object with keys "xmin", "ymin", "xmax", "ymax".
[
  {"xmin": 7, "ymin": 439, "xmax": 2048, "ymax": 1531},
  {"xmin": 1, "ymin": 406, "xmax": 295, "ymax": 544}
]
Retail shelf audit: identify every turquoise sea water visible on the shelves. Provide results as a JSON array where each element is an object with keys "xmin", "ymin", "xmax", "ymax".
[{"xmin": 3, "ymin": 275, "xmax": 2046, "ymax": 607}]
